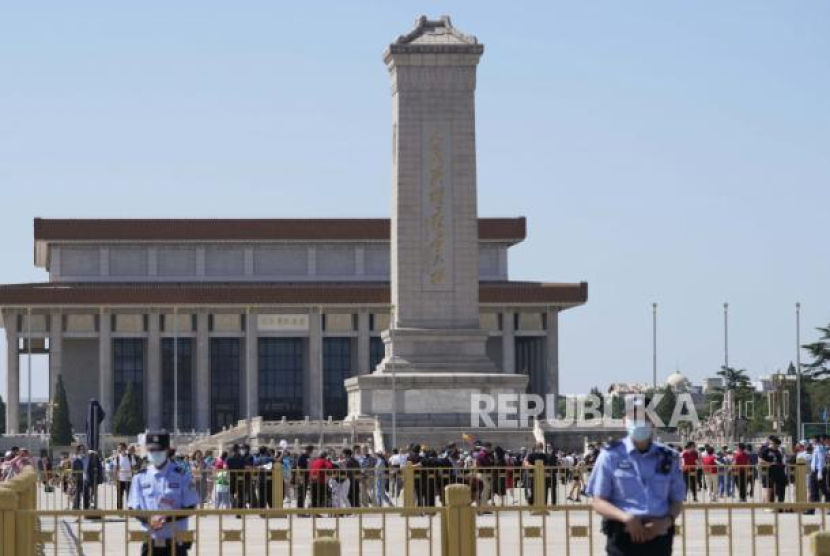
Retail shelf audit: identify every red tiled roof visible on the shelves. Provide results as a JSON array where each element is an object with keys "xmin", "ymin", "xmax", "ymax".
[
  {"xmin": 0, "ymin": 281, "xmax": 587, "ymax": 307},
  {"xmin": 33, "ymin": 218, "xmax": 526, "ymax": 242}
]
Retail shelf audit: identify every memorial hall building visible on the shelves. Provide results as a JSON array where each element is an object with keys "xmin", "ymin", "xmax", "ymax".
[
  {"xmin": 0, "ymin": 219, "xmax": 586, "ymax": 434},
  {"xmin": 0, "ymin": 17, "xmax": 588, "ymax": 437}
]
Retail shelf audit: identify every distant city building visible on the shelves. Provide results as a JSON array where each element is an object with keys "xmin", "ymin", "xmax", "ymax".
[
  {"xmin": 607, "ymin": 382, "xmax": 651, "ymax": 397},
  {"xmin": 606, "ymin": 371, "xmax": 705, "ymax": 405},
  {"xmin": 702, "ymin": 377, "xmax": 724, "ymax": 394},
  {"xmin": 754, "ymin": 372, "xmax": 797, "ymax": 393}
]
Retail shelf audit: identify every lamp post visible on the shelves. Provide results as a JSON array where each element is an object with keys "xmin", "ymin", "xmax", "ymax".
[
  {"xmin": 390, "ymin": 305, "xmax": 397, "ymax": 452},
  {"xmin": 652, "ymin": 303, "xmax": 658, "ymax": 391},
  {"xmin": 173, "ymin": 306, "xmax": 179, "ymax": 445},
  {"xmin": 723, "ymin": 302, "xmax": 729, "ymax": 370},
  {"xmin": 796, "ymin": 302, "xmax": 802, "ymax": 441},
  {"xmin": 26, "ymin": 307, "xmax": 32, "ymax": 448}
]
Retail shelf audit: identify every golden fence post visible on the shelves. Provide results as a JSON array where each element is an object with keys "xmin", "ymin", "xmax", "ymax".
[
  {"xmin": 811, "ymin": 531, "xmax": 830, "ymax": 555},
  {"xmin": 0, "ymin": 468, "xmax": 37, "ymax": 556},
  {"xmin": 24, "ymin": 468, "xmax": 37, "ymax": 556},
  {"xmin": 403, "ymin": 465, "xmax": 416, "ymax": 509},
  {"xmin": 533, "ymin": 460, "xmax": 546, "ymax": 509},
  {"xmin": 273, "ymin": 462, "xmax": 284, "ymax": 509},
  {"xmin": 0, "ymin": 485, "xmax": 19, "ymax": 556},
  {"xmin": 7, "ymin": 469, "xmax": 36, "ymax": 556},
  {"xmin": 796, "ymin": 460, "xmax": 808, "ymax": 503},
  {"xmin": 313, "ymin": 537, "xmax": 342, "ymax": 556},
  {"xmin": 442, "ymin": 484, "xmax": 475, "ymax": 556}
]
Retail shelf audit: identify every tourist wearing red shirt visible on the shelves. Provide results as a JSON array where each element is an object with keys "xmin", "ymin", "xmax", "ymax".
[
  {"xmin": 680, "ymin": 442, "xmax": 700, "ymax": 502},
  {"xmin": 733, "ymin": 443, "xmax": 750, "ymax": 502},
  {"xmin": 701, "ymin": 446, "xmax": 719, "ymax": 501},
  {"xmin": 309, "ymin": 453, "xmax": 334, "ymax": 508}
]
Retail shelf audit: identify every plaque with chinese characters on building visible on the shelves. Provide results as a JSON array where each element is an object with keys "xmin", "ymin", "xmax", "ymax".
[{"xmin": 257, "ymin": 314, "xmax": 310, "ymax": 332}]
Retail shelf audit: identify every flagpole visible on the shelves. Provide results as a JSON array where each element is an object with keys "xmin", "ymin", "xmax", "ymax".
[
  {"xmin": 796, "ymin": 302, "xmax": 802, "ymax": 441},
  {"xmin": 173, "ymin": 306, "xmax": 179, "ymax": 445},
  {"xmin": 652, "ymin": 303, "xmax": 657, "ymax": 391},
  {"xmin": 26, "ymin": 307, "xmax": 32, "ymax": 450},
  {"xmin": 723, "ymin": 302, "xmax": 729, "ymax": 370}
]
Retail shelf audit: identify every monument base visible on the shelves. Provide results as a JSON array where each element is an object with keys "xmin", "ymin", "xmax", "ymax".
[
  {"xmin": 345, "ymin": 372, "xmax": 528, "ymax": 428},
  {"xmin": 373, "ymin": 327, "xmax": 500, "ymax": 374}
]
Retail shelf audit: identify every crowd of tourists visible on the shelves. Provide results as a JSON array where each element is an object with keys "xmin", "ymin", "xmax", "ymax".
[
  {"xmin": 675, "ymin": 434, "xmax": 830, "ymax": 509},
  {"xmin": 14, "ymin": 434, "xmax": 828, "ymax": 510},
  {"xmin": 675, "ymin": 437, "xmax": 786, "ymax": 503},
  {"xmin": 0, "ymin": 446, "xmax": 33, "ymax": 481},
  {"xmin": 33, "ymin": 440, "xmax": 599, "ymax": 510}
]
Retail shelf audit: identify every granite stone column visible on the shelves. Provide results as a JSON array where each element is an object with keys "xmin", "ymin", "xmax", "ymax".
[
  {"xmin": 98, "ymin": 309, "xmax": 113, "ymax": 432},
  {"xmin": 545, "ymin": 309, "xmax": 560, "ymax": 405},
  {"xmin": 195, "ymin": 312, "xmax": 210, "ymax": 432},
  {"xmin": 146, "ymin": 312, "xmax": 161, "ymax": 430},
  {"xmin": 245, "ymin": 311, "xmax": 258, "ymax": 420},
  {"xmin": 501, "ymin": 311, "xmax": 515, "ymax": 374},
  {"xmin": 357, "ymin": 311, "xmax": 370, "ymax": 375},
  {"xmin": 48, "ymin": 312, "xmax": 63, "ymax": 415},
  {"xmin": 309, "ymin": 311, "xmax": 323, "ymax": 419},
  {"xmin": 5, "ymin": 313, "xmax": 19, "ymax": 435}
]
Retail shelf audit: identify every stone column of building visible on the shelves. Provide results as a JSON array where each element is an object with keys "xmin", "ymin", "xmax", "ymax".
[
  {"xmin": 195, "ymin": 311, "xmax": 210, "ymax": 432},
  {"xmin": 98, "ymin": 308, "xmax": 113, "ymax": 432},
  {"xmin": 245, "ymin": 310, "xmax": 258, "ymax": 420},
  {"xmin": 501, "ymin": 311, "xmax": 515, "ymax": 374},
  {"xmin": 357, "ymin": 311, "xmax": 370, "ymax": 374},
  {"xmin": 308, "ymin": 310, "xmax": 323, "ymax": 419},
  {"xmin": 5, "ymin": 311, "xmax": 19, "ymax": 434},
  {"xmin": 48, "ymin": 312, "xmax": 63, "ymax": 411},
  {"xmin": 146, "ymin": 311, "xmax": 161, "ymax": 430},
  {"xmin": 546, "ymin": 309, "xmax": 560, "ymax": 404}
]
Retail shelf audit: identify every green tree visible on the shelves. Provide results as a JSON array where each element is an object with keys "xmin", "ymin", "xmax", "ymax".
[
  {"xmin": 112, "ymin": 384, "xmax": 145, "ymax": 436},
  {"xmin": 804, "ymin": 323, "xmax": 830, "ymax": 377},
  {"xmin": 49, "ymin": 375, "xmax": 74, "ymax": 446},
  {"xmin": 654, "ymin": 386, "xmax": 677, "ymax": 430},
  {"xmin": 717, "ymin": 366, "xmax": 753, "ymax": 394},
  {"xmin": 706, "ymin": 366, "xmax": 754, "ymax": 411},
  {"xmin": 589, "ymin": 386, "xmax": 605, "ymax": 411},
  {"xmin": 610, "ymin": 393, "xmax": 626, "ymax": 420}
]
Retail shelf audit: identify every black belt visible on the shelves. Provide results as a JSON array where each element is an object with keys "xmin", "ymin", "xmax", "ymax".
[{"xmin": 602, "ymin": 518, "xmax": 674, "ymax": 538}]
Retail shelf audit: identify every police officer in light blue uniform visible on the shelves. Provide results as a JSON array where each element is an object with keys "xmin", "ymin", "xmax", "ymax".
[
  {"xmin": 586, "ymin": 399, "xmax": 685, "ymax": 556},
  {"xmin": 129, "ymin": 431, "xmax": 200, "ymax": 556}
]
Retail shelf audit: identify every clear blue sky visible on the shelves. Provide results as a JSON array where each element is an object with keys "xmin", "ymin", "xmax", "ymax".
[{"xmin": 1, "ymin": 1, "xmax": 829, "ymax": 402}]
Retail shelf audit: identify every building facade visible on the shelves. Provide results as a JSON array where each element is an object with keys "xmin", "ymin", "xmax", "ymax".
[{"xmin": 0, "ymin": 218, "xmax": 586, "ymax": 434}]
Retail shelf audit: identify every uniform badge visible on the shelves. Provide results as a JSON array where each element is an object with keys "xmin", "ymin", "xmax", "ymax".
[
  {"xmin": 169, "ymin": 482, "xmax": 180, "ymax": 489},
  {"xmin": 617, "ymin": 461, "xmax": 633, "ymax": 470}
]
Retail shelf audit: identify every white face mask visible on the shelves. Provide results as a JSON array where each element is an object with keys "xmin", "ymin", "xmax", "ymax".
[
  {"xmin": 148, "ymin": 451, "xmax": 167, "ymax": 467},
  {"xmin": 240, "ymin": 450, "xmax": 248, "ymax": 456}
]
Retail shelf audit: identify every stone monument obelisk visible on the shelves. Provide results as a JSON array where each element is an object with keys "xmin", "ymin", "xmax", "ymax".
[{"xmin": 346, "ymin": 16, "xmax": 528, "ymax": 430}]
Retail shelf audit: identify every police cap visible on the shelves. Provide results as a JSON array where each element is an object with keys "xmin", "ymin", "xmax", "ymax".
[{"xmin": 145, "ymin": 431, "xmax": 170, "ymax": 451}]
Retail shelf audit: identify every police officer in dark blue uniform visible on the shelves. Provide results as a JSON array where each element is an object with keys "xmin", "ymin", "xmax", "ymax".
[
  {"xmin": 586, "ymin": 399, "xmax": 685, "ymax": 555},
  {"xmin": 129, "ymin": 431, "xmax": 199, "ymax": 556}
]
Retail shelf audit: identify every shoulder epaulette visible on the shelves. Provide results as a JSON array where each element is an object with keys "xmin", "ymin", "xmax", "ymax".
[
  {"xmin": 136, "ymin": 468, "xmax": 147, "ymax": 475},
  {"xmin": 172, "ymin": 465, "xmax": 185, "ymax": 474}
]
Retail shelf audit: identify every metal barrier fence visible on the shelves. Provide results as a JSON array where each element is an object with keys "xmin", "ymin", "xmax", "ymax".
[
  {"xmin": 4, "ymin": 466, "xmax": 830, "ymax": 556},
  {"xmin": 32, "ymin": 462, "xmax": 811, "ymax": 511}
]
